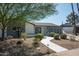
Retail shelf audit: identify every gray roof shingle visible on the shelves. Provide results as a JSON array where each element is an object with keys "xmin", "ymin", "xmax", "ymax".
[
  {"xmin": 30, "ymin": 22, "xmax": 59, "ymax": 26},
  {"xmin": 61, "ymin": 23, "xmax": 73, "ymax": 27},
  {"xmin": 61, "ymin": 23, "xmax": 79, "ymax": 27}
]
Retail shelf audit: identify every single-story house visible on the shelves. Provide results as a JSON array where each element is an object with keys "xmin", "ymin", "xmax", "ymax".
[
  {"xmin": 0, "ymin": 22, "xmax": 62, "ymax": 38},
  {"xmin": 61, "ymin": 23, "xmax": 79, "ymax": 34},
  {"xmin": 25, "ymin": 22, "xmax": 62, "ymax": 36}
]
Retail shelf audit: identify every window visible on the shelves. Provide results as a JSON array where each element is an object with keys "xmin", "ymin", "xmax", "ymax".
[{"xmin": 35, "ymin": 27, "xmax": 41, "ymax": 34}]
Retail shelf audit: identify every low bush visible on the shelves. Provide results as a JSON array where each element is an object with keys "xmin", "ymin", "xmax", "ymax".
[
  {"xmin": 69, "ymin": 35, "xmax": 76, "ymax": 41},
  {"xmin": 33, "ymin": 33, "xmax": 44, "ymax": 47},
  {"xmin": 34, "ymin": 33, "xmax": 44, "ymax": 41},
  {"xmin": 49, "ymin": 32, "xmax": 56, "ymax": 37},
  {"xmin": 33, "ymin": 41, "xmax": 39, "ymax": 47},
  {"xmin": 20, "ymin": 32, "xmax": 27, "ymax": 40},
  {"xmin": 16, "ymin": 40, "xmax": 24, "ymax": 45},
  {"xmin": 60, "ymin": 34, "xmax": 67, "ymax": 39},
  {"xmin": 54, "ymin": 34, "xmax": 60, "ymax": 40}
]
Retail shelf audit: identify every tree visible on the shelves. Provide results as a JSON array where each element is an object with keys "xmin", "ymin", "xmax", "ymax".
[
  {"xmin": 66, "ymin": 4, "xmax": 78, "ymax": 35},
  {"xmin": 0, "ymin": 3, "xmax": 57, "ymax": 41},
  {"xmin": 77, "ymin": 3, "xmax": 79, "ymax": 14},
  {"xmin": 66, "ymin": 12, "xmax": 79, "ymax": 35},
  {"xmin": 66, "ymin": 12, "xmax": 79, "ymax": 25}
]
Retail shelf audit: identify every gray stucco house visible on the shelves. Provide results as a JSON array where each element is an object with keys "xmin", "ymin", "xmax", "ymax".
[
  {"xmin": 25, "ymin": 22, "xmax": 62, "ymax": 36},
  {"xmin": 0, "ymin": 22, "xmax": 62, "ymax": 38}
]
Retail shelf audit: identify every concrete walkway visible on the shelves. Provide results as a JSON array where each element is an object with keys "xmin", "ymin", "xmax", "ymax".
[{"xmin": 41, "ymin": 36, "xmax": 68, "ymax": 52}]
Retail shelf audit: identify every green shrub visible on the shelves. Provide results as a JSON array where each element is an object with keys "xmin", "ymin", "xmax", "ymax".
[
  {"xmin": 54, "ymin": 34, "xmax": 60, "ymax": 40},
  {"xmin": 33, "ymin": 33, "xmax": 43, "ymax": 47},
  {"xmin": 60, "ymin": 34, "xmax": 67, "ymax": 39},
  {"xmin": 34, "ymin": 33, "xmax": 44, "ymax": 41},
  {"xmin": 49, "ymin": 32, "xmax": 56, "ymax": 37},
  {"xmin": 20, "ymin": 32, "xmax": 27, "ymax": 40}
]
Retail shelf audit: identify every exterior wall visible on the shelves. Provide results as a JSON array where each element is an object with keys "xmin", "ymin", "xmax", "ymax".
[
  {"xmin": 35, "ymin": 26, "xmax": 62, "ymax": 35},
  {"xmin": 63, "ymin": 27, "xmax": 74, "ymax": 34},
  {"xmin": 41, "ymin": 27, "xmax": 47, "ymax": 35},
  {"xmin": 46, "ymin": 26, "xmax": 62, "ymax": 34},
  {"xmin": 25, "ymin": 22, "xmax": 35, "ymax": 35}
]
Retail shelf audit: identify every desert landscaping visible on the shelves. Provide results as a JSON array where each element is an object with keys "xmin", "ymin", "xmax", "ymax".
[{"xmin": 0, "ymin": 3, "xmax": 79, "ymax": 56}]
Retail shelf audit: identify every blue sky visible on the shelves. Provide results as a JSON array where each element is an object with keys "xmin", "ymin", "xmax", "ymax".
[{"xmin": 35, "ymin": 3, "xmax": 78, "ymax": 25}]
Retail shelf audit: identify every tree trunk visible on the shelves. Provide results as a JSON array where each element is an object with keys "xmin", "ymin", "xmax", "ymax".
[
  {"xmin": 77, "ymin": 3, "xmax": 79, "ymax": 35},
  {"xmin": 1, "ymin": 28, "xmax": 5, "ymax": 41},
  {"xmin": 77, "ymin": 3, "xmax": 79, "ymax": 14},
  {"xmin": 17, "ymin": 27, "xmax": 20, "ymax": 38},
  {"xmin": 71, "ymin": 3, "xmax": 77, "ymax": 35},
  {"xmin": 17, "ymin": 29, "xmax": 20, "ymax": 38}
]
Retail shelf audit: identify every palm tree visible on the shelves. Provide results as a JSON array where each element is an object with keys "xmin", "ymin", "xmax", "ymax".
[
  {"xmin": 71, "ymin": 3, "xmax": 76, "ymax": 35},
  {"xmin": 77, "ymin": 3, "xmax": 79, "ymax": 14}
]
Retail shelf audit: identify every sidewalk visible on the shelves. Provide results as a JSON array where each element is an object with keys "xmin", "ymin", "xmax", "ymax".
[
  {"xmin": 41, "ymin": 36, "xmax": 68, "ymax": 52},
  {"xmin": 49, "ymin": 48, "xmax": 79, "ymax": 56}
]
